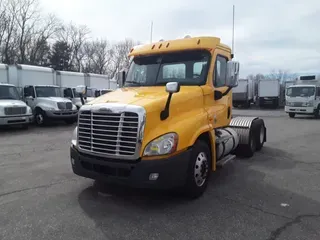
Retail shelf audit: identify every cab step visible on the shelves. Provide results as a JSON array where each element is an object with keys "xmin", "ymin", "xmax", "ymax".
[{"xmin": 216, "ymin": 154, "xmax": 236, "ymax": 168}]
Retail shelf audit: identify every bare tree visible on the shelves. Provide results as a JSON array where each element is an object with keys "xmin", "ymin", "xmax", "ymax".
[
  {"xmin": 57, "ymin": 22, "xmax": 91, "ymax": 71},
  {"xmin": 108, "ymin": 38, "xmax": 140, "ymax": 78},
  {"xmin": 9, "ymin": 0, "xmax": 42, "ymax": 63},
  {"xmin": 81, "ymin": 39, "xmax": 113, "ymax": 74},
  {"xmin": 28, "ymin": 14, "xmax": 62, "ymax": 65}
]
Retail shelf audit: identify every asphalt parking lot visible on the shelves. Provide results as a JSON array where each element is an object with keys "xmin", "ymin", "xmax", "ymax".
[{"xmin": 1, "ymin": 109, "xmax": 320, "ymax": 240}]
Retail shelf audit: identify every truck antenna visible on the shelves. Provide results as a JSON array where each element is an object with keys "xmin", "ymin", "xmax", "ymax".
[
  {"xmin": 231, "ymin": 5, "xmax": 235, "ymax": 59},
  {"xmin": 150, "ymin": 21, "xmax": 153, "ymax": 43}
]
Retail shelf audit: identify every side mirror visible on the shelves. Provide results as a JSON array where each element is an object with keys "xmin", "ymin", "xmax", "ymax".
[
  {"xmin": 117, "ymin": 71, "xmax": 126, "ymax": 87},
  {"xmin": 226, "ymin": 60, "xmax": 240, "ymax": 88},
  {"xmin": 165, "ymin": 82, "xmax": 180, "ymax": 93},
  {"xmin": 214, "ymin": 90, "xmax": 223, "ymax": 100},
  {"xmin": 75, "ymin": 85, "xmax": 87, "ymax": 95}
]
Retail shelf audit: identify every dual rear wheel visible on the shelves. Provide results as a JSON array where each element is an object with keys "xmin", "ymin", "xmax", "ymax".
[{"xmin": 182, "ymin": 119, "xmax": 266, "ymax": 199}]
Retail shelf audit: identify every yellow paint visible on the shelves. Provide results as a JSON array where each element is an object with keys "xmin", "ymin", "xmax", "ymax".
[{"xmin": 88, "ymin": 36, "xmax": 234, "ymax": 171}]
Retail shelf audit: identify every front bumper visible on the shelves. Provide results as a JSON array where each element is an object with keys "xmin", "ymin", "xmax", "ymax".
[
  {"xmin": 285, "ymin": 106, "xmax": 314, "ymax": 114},
  {"xmin": 45, "ymin": 110, "xmax": 78, "ymax": 119},
  {"xmin": 0, "ymin": 114, "xmax": 33, "ymax": 126},
  {"xmin": 70, "ymin": 146, "xmax": 191, "ymax": 189}
]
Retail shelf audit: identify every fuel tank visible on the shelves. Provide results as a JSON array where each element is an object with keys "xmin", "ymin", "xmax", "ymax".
[{"xmin": 215, "ymin": 127, "xmax": 239, "ymax": 161}]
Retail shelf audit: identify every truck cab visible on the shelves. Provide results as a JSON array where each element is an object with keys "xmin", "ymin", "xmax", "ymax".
[
  {"xmin": 0, "ymin": 83, "xmax": 33, "ymax": 128},
  {"xmin": 63, "ymin": 87, "xmax": 95, "ymax": 109},
  {"xmin": 23, "ymin": 84, "xmax": 78, "ymax": 125},
  {"xmin": 70, "ymin": 36, "xmax": 267, "ymax": 198},
  {"xmin": 94, "ymin": 88, "xmax": 114, "ymax": 97},
  {"xmin": 285, "ymin": 74, "xmax": 320, "ymax": 118}
]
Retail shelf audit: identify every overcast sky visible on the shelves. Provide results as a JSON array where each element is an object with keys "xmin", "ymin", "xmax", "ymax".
[{"xmin": 42, "ymin": 0, "xmax": 320, "ymax": 77}]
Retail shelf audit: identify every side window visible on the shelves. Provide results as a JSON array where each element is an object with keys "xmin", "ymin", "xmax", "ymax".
[
  {"xmin": 193, "ymin": 62, "xmax": 206, "ymax": 78},
  {"xmin": 214, "ymin": 55, "xmax": 227, "ymax": 87},
  {"xmin": 64, "ymin": 88, "xmax": 73, "ymax": 98},
  {"xmin": 24, "ymin": 86, "xmax": 35, "ymax": 98},
  {"xmin": 163, "ymin": 63, "xmax": 186, "ymax": 79},
  {"xmin": 317, "ymin": 87, "xmax": 320, "ymax": 96},
  {"xmin": 286, "ymin": 88, "xmax": 292, "ymax": 96}
]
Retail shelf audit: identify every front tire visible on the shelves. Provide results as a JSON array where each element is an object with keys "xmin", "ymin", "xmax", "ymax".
[
  {"xmin": 183, "ymin": 140, "xmax": 211, "ymax": 199},
  {"xmin": 35, "ymin": 109, "xmax": 47, "ymax": 126},
  {"xmin": 314, "ymin": 106, "xmax": 320, "ymax": 119}
]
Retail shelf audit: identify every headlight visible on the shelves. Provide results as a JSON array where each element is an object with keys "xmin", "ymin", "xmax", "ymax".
[
  {"xmin": 71, "ymin": 126, "xmax": 78, "ymax": 147},
  {"xmin": 42, "ymin": 106, "xmax": 56, "ymax": 111},
  {"xmin": 305, "ymin": 100, "xmax": 313, "ymax": 107},
  {"xmin": 286, "ymin": 101, "xmax": 293, "ymax": 106},
  {"xmin": 143, "ymin": 133, "xmax": 178, "ymax": 156},
  {"xmin": 72, "ymin": 104, "xmax": 77, "ymax": 110}
]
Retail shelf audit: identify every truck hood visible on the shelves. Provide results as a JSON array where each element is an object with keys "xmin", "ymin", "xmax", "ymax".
[
  {"xmin": 37, "ymin": 97, "xmax": 72, "ymax": 103},
  {"xmin": 0, "ymin": 99, "xmax": 27, "ymax": 107},
  {"xmin": 86, "ymin": 86, "xmax": 203, "ymax": 112},
  {"xmin": 86, "ymin": 86, "xmax": 205, "ymax": 148}
]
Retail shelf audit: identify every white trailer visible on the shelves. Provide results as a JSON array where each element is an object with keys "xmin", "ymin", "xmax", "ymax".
[
  {"xmin": 285, "ymin": 74, "xmax": 320, "ymax": 118},
  {"xmin": 232, "ymin": 78, "xmax": 255, "ymax": 108},
  {"xmin": 12, "ymin": 64, "xmax": 77, "ymax": 125},
  {"xmin": 56, "ymin": 71, "xmax": 93, "ymax": 109},
  {"xmin": 258, "ymin": 79, "xmax": 280, "ymax": 108},
  {"xmin": 86, "ymin": 73, "xmax": 117, "ymax": 97},
  {"xmin": 0, "ymin": 64, "xmax": 33, "ymax": 128}
]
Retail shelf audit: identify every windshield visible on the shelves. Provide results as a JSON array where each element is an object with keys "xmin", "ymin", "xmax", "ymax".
[
  {"xmin": 0, "ymin": 85, "xmax": 20, "ymax": 100},
  {"xmin": 87, "ymin": 88, "xmax": 94, "ymax": 97},
  {"xmin": 286, "ymin": 86, "xmax": 315, "ymax": 97},
  {"xmin": 35, "ymin": 86, "xmax": 60, "ymax": 97},
  {"xmin": 124, "ymin": 50, "xmax": 210, "ymax": 87},
  {"xmin": 72, "ymin": 88, "xmax": 80, "ymax": 98}
]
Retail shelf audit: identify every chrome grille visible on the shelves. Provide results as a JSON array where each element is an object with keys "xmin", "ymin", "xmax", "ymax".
[
  {"xmin": 78, "ymin": 110, "xmax": 139, "ymax": 156},
  {"xmin": 4, "ymin": 106, "xmax": 27, "ymax": 115},
  {"xmin": 292, "ymin": 102, "xmax": 303, "ymax": 107},
  {"xmin": 66, "ymin": 102, "xmax": 72, "ymax": 109},
  {"xmin": 57, "ymin": 102, "xmax": 66, "ymax": 109},
  {"xmin": 57, "ymin": 102, "xmax": 72, "ymax": 109}
]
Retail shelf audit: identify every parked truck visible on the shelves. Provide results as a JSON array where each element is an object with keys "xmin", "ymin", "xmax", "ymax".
[
  {"xmin": 70, "ymin": 36, "xmax": 267, "ymax": 199},
  {"xmin": 10, "ymin": 64, "xmax": 78, "ymax": 125},
  {"xmin": 285, "ymin": 74, "xmax": 320, "ymax": 118},
  {"xmin": 232, "ymin": 78, "xmax": 255, "ymax": 108},
  {"xmin": 57, "ymin": 71, "xmax": 95, "ymax": 109},
  {"xmin": 0, "ymin": 64, "xmax": 33, "ymax": 128},
  {"xmin": 258, "ymin": 79, "xmax": 280, "ymax": 108}
]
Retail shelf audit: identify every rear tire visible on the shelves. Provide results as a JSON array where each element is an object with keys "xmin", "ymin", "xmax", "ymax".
[
  {"xmin": 183, "ymin": 140, "xmax": 211, "ymax": 199},
  {"xmin": 235, "ymin": 119, "xmax": 265, "ymax": 158},
  {"xmin": 289, "ymin": 112, "xmax": 295, "ymax": 118},
  {"xmin": 253, "ymin": 119, "xmax": 265, "ymax": 151}
]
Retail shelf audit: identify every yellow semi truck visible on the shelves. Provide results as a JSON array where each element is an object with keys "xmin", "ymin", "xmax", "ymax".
[{"xmin": 70, "ymin": 36, "xmax": 267, "ymax": 199}]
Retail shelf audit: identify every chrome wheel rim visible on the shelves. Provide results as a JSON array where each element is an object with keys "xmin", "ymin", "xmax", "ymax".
[{"xmin": 194, "ymin": 152, "xmax": 209, "ymax": 187}]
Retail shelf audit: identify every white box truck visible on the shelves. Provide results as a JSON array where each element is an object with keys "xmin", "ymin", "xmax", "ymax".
[
  {"xmin": 232, "ymin": 78, "xmax": 255, "ymax": 108},
  {"xmin": 57, "ymin": 71, "xmax": 94, "ymax": 109},
  {"xmin": 11, "ymin": 64, "xmax": 78, "ymax": 126},
  {"xmin": 0, "ymin": 64, "xmax": 33, "ymax": 128},
  {"xmin": 285, "ymin": 74, "xmax": 320, "ymax": 118},
  {"xmin": 258, "ymin": 79, "xmax": 280, "ymax": 108},
  {"xmin": 86, "ymin": 73, "xmax": 116, "ymax": 97}
]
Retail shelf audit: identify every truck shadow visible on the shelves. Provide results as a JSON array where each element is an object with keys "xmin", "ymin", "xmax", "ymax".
[
  {"xmin": 0, "ymin": 121, "xmax": 76, "ymax": 136},
  {"xmin": 76, "ymin": 145, "xmax": 319, "ymax": 239}
]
